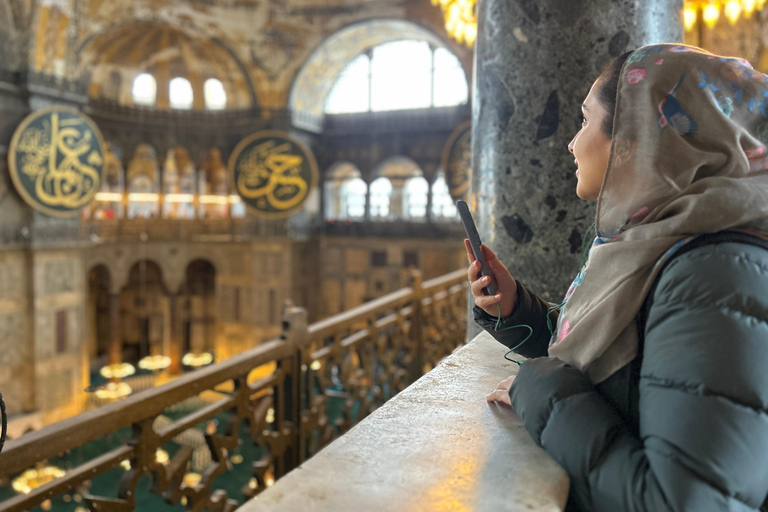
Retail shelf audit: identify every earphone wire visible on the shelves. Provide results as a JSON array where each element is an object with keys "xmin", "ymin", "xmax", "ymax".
[{"xmin": 492, "ymin": 222, "xmax": 596, "ymax": 366}]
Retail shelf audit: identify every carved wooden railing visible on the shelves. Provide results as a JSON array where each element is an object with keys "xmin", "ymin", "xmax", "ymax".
[{"xmin": 0, "ymin": 269, "xmax": 467, "ymax": 512}]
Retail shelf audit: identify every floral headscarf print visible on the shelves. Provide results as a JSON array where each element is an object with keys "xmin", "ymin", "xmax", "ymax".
[{"xmin": 548, "ymin": 44, "xmax": 768, "ymax": 384}]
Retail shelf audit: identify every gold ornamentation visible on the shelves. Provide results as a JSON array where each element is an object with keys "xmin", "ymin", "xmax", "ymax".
[
  {"xmin": 8, "ymin": 106, "xmax": 105, "ymax": 217},
  {"xmin": 684, "ymin": 0, "xmax": 767, "ymax": 30},
  {"xmin": 228, "ymin": 130, "xmax": 319, "ymax": 219},
  {"xmin": 431, "ymin": 0, "xmax": 477, "ymax": 47},
  {"xmin": 440, "ymin": 120, "xmax": 472, "ymax": 202}
]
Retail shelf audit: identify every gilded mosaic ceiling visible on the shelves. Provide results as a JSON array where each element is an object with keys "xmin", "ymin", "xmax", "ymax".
[{"xmin": 20, "ymin": 0, "xmax": 469, "ymax": 111}]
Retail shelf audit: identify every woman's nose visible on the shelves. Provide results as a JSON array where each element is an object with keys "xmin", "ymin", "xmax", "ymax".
[{"xmin": 567, "ymin": 138, "xmax": 575, "ymax": 154}]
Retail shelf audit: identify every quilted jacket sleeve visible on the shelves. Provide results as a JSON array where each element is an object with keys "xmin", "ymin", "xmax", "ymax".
[
  {"xmin": 473, "ymin": 281, "xmax": 556, "ymax": 359},
  {"xmin": 509, "ymin": 243, "xmax": 768, "ymax": 511}
]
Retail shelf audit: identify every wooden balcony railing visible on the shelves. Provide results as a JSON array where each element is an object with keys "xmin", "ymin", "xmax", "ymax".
[{"xmin": 0, "ymin": 269, "xmax": 467, "ymax": 512}]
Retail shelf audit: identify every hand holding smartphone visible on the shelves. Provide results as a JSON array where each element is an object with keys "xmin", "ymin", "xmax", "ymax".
[
  {"xmin": 457, "ymin": 200, "xmax": 497, "ymax": 295},
  {"xmin": 457, "ymin": 200, "xmax": 518, "ymax": 318}
]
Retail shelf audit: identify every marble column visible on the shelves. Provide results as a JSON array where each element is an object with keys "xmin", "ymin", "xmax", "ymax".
[{"xmin": 468, "ymin": 0, "xmax": 683, "ymax": 338}]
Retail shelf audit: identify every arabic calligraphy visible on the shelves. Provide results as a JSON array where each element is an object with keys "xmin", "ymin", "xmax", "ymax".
[
  {"xmin": 9, "ymin": 107, "xmax": 104, "ymax": 217},
  {"xmin": 230, "ymin": 132, "xmax": 318, "ymax": 218}
]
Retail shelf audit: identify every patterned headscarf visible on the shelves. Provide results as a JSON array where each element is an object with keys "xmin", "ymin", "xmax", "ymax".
[{"xmin": 548, "ymin": 44, "xmax": 768, "ymax": 384}]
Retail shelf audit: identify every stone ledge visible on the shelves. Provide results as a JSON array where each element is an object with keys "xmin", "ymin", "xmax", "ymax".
[{"xmin": 239, "ymin": 331, "xmax": 569, "ymax": 512}]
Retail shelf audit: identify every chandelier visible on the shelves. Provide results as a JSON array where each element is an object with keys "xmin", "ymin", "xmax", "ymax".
[
  {"xmin": 431, "ymin": 0, "xmax": 477, "ymax": 47},
  {"xmin": 684, "ymin": 0, "xmax": 767, "ymax": 30}
]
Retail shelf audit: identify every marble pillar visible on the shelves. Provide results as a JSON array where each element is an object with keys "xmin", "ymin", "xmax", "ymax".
[{"xmin": 468, "ymin": 0, "xmax": 683, "ymax": 338}]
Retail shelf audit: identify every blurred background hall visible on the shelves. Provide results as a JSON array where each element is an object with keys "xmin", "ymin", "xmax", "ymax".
[{"xmin": 0, "ymin": 0, "xmax": 762, "ymax": 510}]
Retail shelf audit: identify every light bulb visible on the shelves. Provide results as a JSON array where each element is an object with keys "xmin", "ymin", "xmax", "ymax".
[
  {"xmin": 725, "ymin": 0, "xmax": 742, "ymax": 23},
  {"xmin": 743, "ymin": 0, "xmax": 757, "ymax": 18},
  {"xmin": 702, "ymin": 2, "xmax": 721, "ymax": 27},
  {"xmin": 684, "ymin": 3, "xmax": 698, "ymax": 31}
]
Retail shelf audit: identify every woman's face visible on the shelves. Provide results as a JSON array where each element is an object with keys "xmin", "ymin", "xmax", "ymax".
[{"xmin": 568, "ymin": 79, "xmax": 612, "ymax": 200}]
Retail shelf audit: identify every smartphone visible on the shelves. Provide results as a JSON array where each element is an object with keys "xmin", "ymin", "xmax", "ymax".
[{"xmin": 456, "ymin": 200, "xmax": 497, "ymax": 296}]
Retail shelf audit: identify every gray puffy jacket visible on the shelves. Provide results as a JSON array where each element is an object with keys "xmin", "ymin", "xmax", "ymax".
[{"xmin": 474, "ymin": 232, "xmax": 768, "ymax": 512}]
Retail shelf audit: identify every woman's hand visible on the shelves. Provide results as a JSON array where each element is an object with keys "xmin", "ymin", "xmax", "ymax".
[
  {"xmin": 465, "ymin": 239, "xmax": 517, "ymax": 318},
  {"xmin": 486, "ymin": 375, "xmax": 515, "ymax": 405}
]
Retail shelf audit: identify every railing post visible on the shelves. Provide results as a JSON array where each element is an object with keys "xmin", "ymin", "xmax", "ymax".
[
  {"xmin": 279, "ymin": 300, "xmax": 308, "ymax": 473},
  {"xmin": 409, "ymin": 270, "xmax": 425, "ymax": 382}
]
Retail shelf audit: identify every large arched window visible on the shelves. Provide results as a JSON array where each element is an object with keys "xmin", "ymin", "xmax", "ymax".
[
  {"xmin": 403, "ymin": 177, "xmax": 429, "ymax": 220},
  {"xmin": 325, "ymin": 41, "xmax": 468, "ymax": 114},
  {"xmin": 431, "ymin": 173, "xmax": 458, "ymax": 220},
  {"xmin": 132, "ymin": 73, "xmax": 157, "ymax": 106},
  {"xmin": 204, "ymin": 78, "xmax": 227, "ymax": 110},
  {"xmin": 169, "ymin": 77, "xmax": 193, "ymax": 110},
  {"xmin": 325, "ymin": 55, "xmax": 370, "ymax": 114},
  {"xmin": 369, "ymin": 177, "xmax": 392, "ymax": 219}
]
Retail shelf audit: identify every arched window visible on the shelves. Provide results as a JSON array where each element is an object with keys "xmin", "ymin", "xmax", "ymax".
[
  {"xmin": 325, "ymin": 164, "xmax": 368, "ymax": 220},
  {"xmin": 403, "ymin": 176, "xmax": 429, "ymax": 220},
  {"xmin": 369, "ymin": 177, "xmax": 392, "ymax": 219},
  {"xmin": 204, "ymin": 78, "xmax": 227, "ymax": 110},
  {"xmin": 132, "ymin": 73, "xmax": 157, "ymax": 106},
  {"xmin": 431, "ymin": 173, "xmax": 458, "ymax": 220},
  {"xmin": 341, "ymin": 178, "xmax": 367, "ymax": 219},
  {"xmin": 169, "ymin": 77, "xmax": 193, "ymax": 110},
  {"xmin": 325, "ymin": 54, "xmax": 370, "ymax": 114},
  {"xmin": 371, "ymin": 40, "xmax": 432, "ymax": 111},
  {"xmin": 432, "ymin": 47, "xmax": 469, "ymax": 107},
  {"xmin": 324, "ymin": 41, "xmax": 468, "ymax": 114}
]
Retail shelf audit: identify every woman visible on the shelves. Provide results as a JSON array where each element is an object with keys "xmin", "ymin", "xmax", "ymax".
[{"xmin": 468, "ymin": 44, "xmax": 768, "ymax": 511}]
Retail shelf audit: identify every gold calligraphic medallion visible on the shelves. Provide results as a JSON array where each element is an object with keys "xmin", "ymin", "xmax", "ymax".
[
  {"xmin": 229, "ymin": 130, "xmax": 318, "ymax": 219},
  {"xmin": 440, "ymin": 120, "xmax": 472, "ymax": 202},
  {"xmin": 8, "ymin": 106, "xmax": 105, "ymax": 217}
]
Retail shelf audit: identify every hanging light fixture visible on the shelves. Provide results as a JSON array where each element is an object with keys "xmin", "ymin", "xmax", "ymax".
[
  {"xmin": 431, "ymin": 0, "xmax": 477, "ymax": 47},
  {"xmin": 138, "ymin": 354, "xmax": 172, "ymax": 371},
  {"xmin": 684, "ymin": 0, "xmax": 766, "ymax": 31},
  {"xmin": 94, "ymin": 381, "xmax": 132, "ymax": 400},
  {"xmin": 703, "ymin": 1, "xmax": 722, "ymax": 27},
  {"xmin": 724, "ymin": 0, "xmax": 742, "ymax": 23},
  {"xmin": 743, "ymin": 0, "xmax": 757, "ymax": 17},
  {"xmin": 182, "ymin": 351, "xmax": 214, "ymax": 368},
  {"xmin": 99, "ymin": 362, "xmax": 135, "ymax": 380}
]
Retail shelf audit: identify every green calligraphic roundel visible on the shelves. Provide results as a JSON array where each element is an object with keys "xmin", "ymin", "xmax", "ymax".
[
  {"xmin": 228, "ymin": 130, "xmax": 319, "ymax": 219},
  {"xmin": 440, "ymin": 120, "xmax": 472, "ymax": 202},
  {"xmin": 8, "ymin": 106, "xmax": 105, "ymax": 218}
]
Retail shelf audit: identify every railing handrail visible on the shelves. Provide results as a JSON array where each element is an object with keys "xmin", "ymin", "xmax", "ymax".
[
  {"xmin": 0, "ymin": 267, "xmax": 469, "ymax": 511},
  {"xmin": 0, "ymin": 339, "xmax": 292, "ymax": 477},
  {"xmin": 307, "ymin": 269, "xmax": 466, "ymax": 339},
  {"xmin": 422, "ymin": 268, "xmax": 466, "ymax": 291}
]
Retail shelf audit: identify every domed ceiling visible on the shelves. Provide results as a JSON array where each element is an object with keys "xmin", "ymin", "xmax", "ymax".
[{"xmin": 78, "ymin": 21, "xmax": 256, "ymax": 110}]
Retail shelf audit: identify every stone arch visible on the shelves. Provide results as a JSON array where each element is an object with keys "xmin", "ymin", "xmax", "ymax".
[
  {"xmin": 373, "ymin": 156, "xmax": 424, "ymax": 182},
  {"xmin": 289, "ymin": 19, "xmax": 461, "ymax": 123},
  {"xmin": 121, "ymin": 259, "xmax": 168, "ymax": 362}
]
